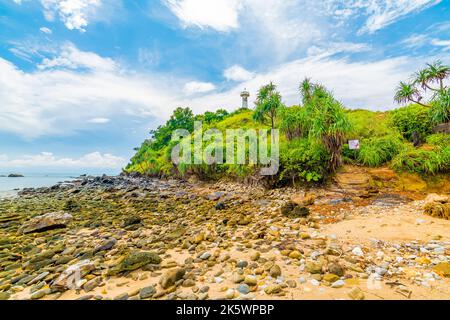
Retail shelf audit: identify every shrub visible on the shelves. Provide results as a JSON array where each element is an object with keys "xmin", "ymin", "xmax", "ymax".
[
  {"xmin": 356, "ymin": 135, "xmax": 405, "ymax": 167},
  {"xmin": 391, "ymin": 104, "xmax": 433, "ymax": 141},
  {"xmin": 426, "ymin": 133, "xmax": 450, "ymax": 148},
  {"xmin": 429, "ymin": 88, "xmax": 450, "ymax": 124},
  {"xmin": 278, "ymin": 105, "xmax": 308, "ymax": 140},
  {"xmin": 279, "ymin": 138, "xmax": 330, "ymax": 184},
  {"xmin": 391, "ymin": 146, "xmax": 450, "ymax": 174}
]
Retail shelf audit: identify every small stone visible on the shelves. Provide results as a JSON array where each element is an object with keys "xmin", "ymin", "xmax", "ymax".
[
  {"xmin": 331, "ymin": 280, "xmax": 345, "ymax": 288},
  {"xmin": 139, "ymin": 286, "xmax": 156, "ymax": 299},
  {"xmin": 323, "ymin": 274, "xmax": 340, "ymax": 283},
  {"xmin": 225, "ymin": 289, "xmax": 235, "ymax": 299},
  {"xmin": 352, "ymin": 247, "xmax": 364, "ymax": 257},
  {"xmin": 232, "ymin": 273, "xmax": 245, "ymax": 283},
  {"xmin": 347, "ymin": 287, "xmax": 365, "ymax": 300},
  {"xmin": 250, "ymin": 251, "xmax": 260, "ymax": 261},
  {"xmin": 83, "ymin": 277, "xmax": 102, "ymax": 292},
  {"xmin": 305, "ymin": 261, "xmax": 322, "ymax": 274},
  {"xmin": 114, "ymin": 293, "xmax": 129, "ymax": 300},
  {"xmin": 300, "ymin": 233, "xmax": 311, "ymax": 240},
  {"xmin": 289, "ymin": 250, "xmax": 302, "ymax": 259},
  {"xmin": 199, "ymin": 252, "xmax": 211, "ymax": 260},
  {"xmin": 159, "ymin": 268, "xmax": 186, "ymax": 289},
  {"xmin": 182, "ymin": 279, "xmax": 196, "ymax": 287},
  {"xmin": 433, "ymin": 262, "xmax": 450, "ymax": 278},
  {"xmin": 264, "ymin": 284, "xmax": 282, "ymax": 295},
  {"xmin": 269, "ymin": 264, "xmax": 282, "ymax": 278},
  {"xmin": 328, "ymin": 263, "xmax": 344, "ymax": 277},
  {"xmin": 0, "ymin": 292, "xmax": 10, "ymax": 300},
  {"xmin": 31, "ymin": 288, "xmax": 50, "ymax": 300},
  {"xmin": 244, "ymin": 275, "xmax": 257, "ymax": 286},
  {"xmin": 310, "ymin": 279, "xmax": 320, "ymax": 286},
  {"xmin": 286, "ymin": 280, "xmax": 297, "ymax": 288},
  {"xmin": 237, "ymin": 284, "xmax": 250, "ymax": 295},
  {"xmin": 199, "ymin": 286, "xmax": 209, "ymax": 293},
  {"xmin": 236, "ymin": 260, "xmax": 248, "ymax": 268}
]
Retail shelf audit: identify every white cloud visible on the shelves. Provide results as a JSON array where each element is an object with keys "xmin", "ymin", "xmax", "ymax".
[
  {"xmin": 183, "ymin": 81, "xmax": 215, "ymax": 94},
  {"xmin": 163, "ymin": 0, "xmax": 241, "ymax": 31},
  {"xmin": 1, "ymin": 42, "xmax": 447, "ymax": 141},
  {"xmin": 0, "ymin": 45, "xmax": 179, "ymax": 139},
  {"xmin": 357, "ymin": 0, "xmax": 441, "ymax": 34},
  {"xmin": 224, "ymin": 65, "xmax": 254, "ymax": 82},
  {"xmin": 0, "ymin": 152, "xmax": 126, "ymax": 168},
  {"xmin": 431, "ymin": 39, "xmax": 450, "ymax": 47},
  {"xmin": 401, "ymin": 33, "xmax": 429, "ymax": 48},
  {"xmin": 40, "ymin": 0, "xmax": 102, "ymax": 32},
  {"xmin": 38, "ymin": 42, "xmax": 116, "ymax": 71},
  {"xmin": 306, "ymin": 42, "xmax": 371, "ymax": 58},
  {"xmin": 176, "ymin": 55, "xmax": 447, "ymax": 114},
  {"xmin": 39, "ymin": 27, "xmax": 53, "ymax": 34},
  {"xmin": 87, "ymin": 117, "xmax": 110, "ymax": 124}
]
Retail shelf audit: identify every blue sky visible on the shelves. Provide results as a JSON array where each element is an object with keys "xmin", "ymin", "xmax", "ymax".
[{"xmin": 0, "ymin": 0, "xmax": 449, "ymax": 173}]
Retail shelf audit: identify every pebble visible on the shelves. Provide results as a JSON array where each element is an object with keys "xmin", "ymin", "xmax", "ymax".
[
  {"xmin": 200, "ymin": 252, "xmax": 211, "ymax": 260},
  {"xmin": 237, "ymin": 284, "xmax": 250, "ymax": 295},
  {"xmin": 352, "ymin": 247, "xmax": 364, "ymax": 257},
  {"xmin": 347, "ymin": 287, "xmax": 365, "ymax": 300},
  {"xmin": 139, "ymin": 286, "xmax": 156, "ymax": 299},
  {"xmin": 331, "ymin": 280, "xmax": 345, "ymax": 288}
]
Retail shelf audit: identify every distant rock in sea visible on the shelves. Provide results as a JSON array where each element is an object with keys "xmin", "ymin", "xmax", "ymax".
[{"xmin": 8, "ymin": 173, "xmax": 24, "ymax": 178}]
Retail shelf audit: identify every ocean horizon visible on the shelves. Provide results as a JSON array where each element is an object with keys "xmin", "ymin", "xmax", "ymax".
[{"xmin": 0, "ymin": 171, "xmax": 119, "ymax": 197}]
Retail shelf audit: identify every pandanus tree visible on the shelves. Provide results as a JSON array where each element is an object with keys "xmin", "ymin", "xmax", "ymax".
[
  {"xmin": 300, "ymin": 79, "xmax": 352, "ymax": 171},
  {"xmin": 253, "ymin": 82, "xmax": 283, "ymax": 128},
  {"xmin": 395, "ymin": 60, "xmax": 450, "ymax": 124}
]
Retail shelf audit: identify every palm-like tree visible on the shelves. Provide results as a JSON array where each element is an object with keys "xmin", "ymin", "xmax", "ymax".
[
  {"xmin": 300, "ymin": 78, "xmax": 313, "ymax": 104},
  {"xmin": 253, "ymin": 82, "xmax": 283, "ymax": 128},
  {"xmin": 394, "ymin": 81, "xmax": 430, "ymax": 107},
  {"xmin": 414, "ymin": 69, "xmax": 437, "ymax": 91},
  {"xmin": 425, "ymin": 60, "xmax": 450, "ymax": 90},
  {"xmin": 301, "ymin": 81, "xmax": 352, "ymax": 171}
]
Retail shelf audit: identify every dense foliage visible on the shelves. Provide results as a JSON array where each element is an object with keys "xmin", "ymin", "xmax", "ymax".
[
  {"xmin": 127, "ymin": 64, "xmax": 450, "ymax": 184},
  {"xmin": 391, "ymin": 104, "xmax": 433, "ymax": 141},
  {"xmin": 279, "ymin": 138, "xmax": 329, "ymax": 184}
]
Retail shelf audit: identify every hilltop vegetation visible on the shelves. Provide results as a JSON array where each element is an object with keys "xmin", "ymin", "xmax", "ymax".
[{"xmin": 126, "ymin": 61, "xmax": 450, "ymax": 185}]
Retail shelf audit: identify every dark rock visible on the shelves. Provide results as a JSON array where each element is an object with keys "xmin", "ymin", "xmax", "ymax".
[
  {"xmin": 280, "ymin": 202, "xmax": 310, "ymax": 218},
  {"xmin": 139, "ymin": 286, "xmax": 156, "ymax": 299},
  {"xmin": 93, "ymin": 239, "xmax": 117, "ymax": 254},
  {"xmin": 108, "ymin": 251, "xmax": 161, "ymax": 275}
]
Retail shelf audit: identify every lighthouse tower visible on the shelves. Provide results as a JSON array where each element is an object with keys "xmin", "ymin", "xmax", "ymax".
[{"xmin": 240, "ymin": 89, "xmax": 250, "ymax": 109}]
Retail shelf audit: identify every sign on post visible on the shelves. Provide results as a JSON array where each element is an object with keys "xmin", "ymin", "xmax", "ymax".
[{"xmin": 348, "ymin": 140, "xmax": 360, "ymax": 150}]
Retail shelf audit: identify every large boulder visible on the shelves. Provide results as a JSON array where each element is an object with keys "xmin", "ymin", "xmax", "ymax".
[{"xmin": 19, "ymin": 212, "xmax": 73, "ymax": 234}]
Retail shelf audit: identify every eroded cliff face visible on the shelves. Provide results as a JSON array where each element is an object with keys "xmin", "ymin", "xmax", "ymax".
[{"xmin": 335, "ymin": 165, "xmax": 450, "ymax": 195}]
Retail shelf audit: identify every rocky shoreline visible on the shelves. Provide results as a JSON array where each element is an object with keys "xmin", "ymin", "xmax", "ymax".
[{"xmin": 0, "ymin": 174, "xmax": 449, "ymax": 300}]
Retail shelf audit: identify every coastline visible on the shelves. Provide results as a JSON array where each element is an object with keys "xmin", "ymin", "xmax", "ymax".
[{"xmin": 0, "ymin": 174, "xmax": 448, "ymax": 300}]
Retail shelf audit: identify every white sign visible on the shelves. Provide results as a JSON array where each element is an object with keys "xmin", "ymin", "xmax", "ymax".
[{"xmin": 348, "ymin": 140, "xmax": 360, "ymax": 150}]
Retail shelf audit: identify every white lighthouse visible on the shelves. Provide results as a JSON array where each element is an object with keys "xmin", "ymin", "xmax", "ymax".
[{"xmin": 240, "ymin": 88, "xmax": 250, "ymax": 109}]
